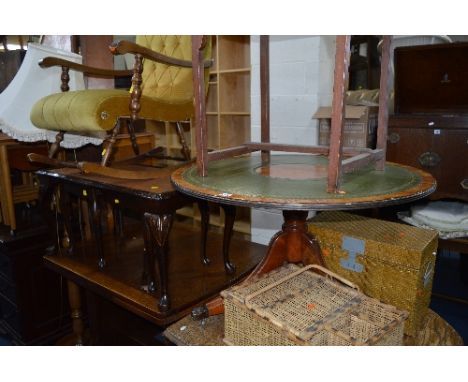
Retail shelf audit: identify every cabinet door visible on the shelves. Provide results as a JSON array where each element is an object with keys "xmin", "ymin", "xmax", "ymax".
[{"xmin": 387, "ymin": 127, "xmax": 468, "ymax": 202}]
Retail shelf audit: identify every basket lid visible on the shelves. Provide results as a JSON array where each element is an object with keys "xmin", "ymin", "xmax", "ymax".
[
  {"xmin": 309, "ymin": 211, "xmax": 437, "ymax": 251},
  {"xmin": 221, "ymin": 264, "xmax": 363, "ymax": 340},
  {"xmin": 308, "ymin": 211, "xmax": 438, "ymax": 269}
]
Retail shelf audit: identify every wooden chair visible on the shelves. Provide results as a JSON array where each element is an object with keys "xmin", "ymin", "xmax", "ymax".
[
  {"xmin": 29, "ymin": 36, "xmax": 213, "ymax": 178},
  {"xmin": 192, "ymin": 35, "xmax": 392, "ymax": 192}
]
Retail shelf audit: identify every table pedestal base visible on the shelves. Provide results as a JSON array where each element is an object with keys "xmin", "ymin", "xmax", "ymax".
[{"xmin": 192, "ymin": 210, "xmax": 324, "ymax": 319}]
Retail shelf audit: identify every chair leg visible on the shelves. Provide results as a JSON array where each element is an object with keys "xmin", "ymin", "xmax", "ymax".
[
  {"xmin": 48, "ymin": 131, "xmax": 65, "ymax": 159},
  {"xmin": 127, "ymin": 119, "xmax": 140, "ymax": 156},
  {"xmin": 101, "ymin": 121, "xmax": 122, "ymax": 166},
  {"xmin": 175, "ymin": 122, "xmax": 191, "ymax": 161}
]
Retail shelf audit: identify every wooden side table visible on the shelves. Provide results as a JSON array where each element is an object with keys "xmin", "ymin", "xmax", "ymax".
[
  {"xmin": 36, "ymin": 163, "xmax": 192, "ymax": 312},
  {"xmin": 0, "ymin": 133, "xmax": 48, "ymax": 234},
  {"xmin": 35, "ymin": 162, "xmax": 265, "ymax": 344}
]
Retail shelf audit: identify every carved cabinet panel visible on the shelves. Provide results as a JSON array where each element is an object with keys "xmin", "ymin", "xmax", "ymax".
[{"xmin": 387, "ymin": 115, "xmax": 468, "ymax": 202}]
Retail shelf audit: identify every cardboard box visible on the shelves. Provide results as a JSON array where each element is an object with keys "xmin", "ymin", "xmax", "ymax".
[
  {"xmin": 313, "ymin": 105, "xmax": 378, "ymax": 148},
  {"xmin": 308, "ymin": 211, "xmax": 438, "ymax": 337}
]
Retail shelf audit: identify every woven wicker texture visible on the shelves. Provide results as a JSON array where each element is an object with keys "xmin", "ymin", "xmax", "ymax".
[
  {"xmin": 221, "ymin": 264, "xmax": 408, "ymax": 346},
  {"xmin": 163, "ymin": 309, "xmax": 463, "ymax": 346},
  {"xmin": 308, "ymin": 211, "xmax": 438, "ymax": 337}
]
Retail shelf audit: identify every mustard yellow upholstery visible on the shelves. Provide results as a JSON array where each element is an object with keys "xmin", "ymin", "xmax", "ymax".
[{"xmin": 30, "ymin": 35, "xmax": 211, "ymax": 133}]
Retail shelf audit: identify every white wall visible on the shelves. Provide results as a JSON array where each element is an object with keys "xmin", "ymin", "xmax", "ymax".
[{"xmin": 249, "ymin": 35, "xmax": 336, "ymax": 245}]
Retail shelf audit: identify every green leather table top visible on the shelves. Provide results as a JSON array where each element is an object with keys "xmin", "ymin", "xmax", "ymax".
[{"xmin": 171, "ymin": 154, "xmax": 436, "ymax": 210}]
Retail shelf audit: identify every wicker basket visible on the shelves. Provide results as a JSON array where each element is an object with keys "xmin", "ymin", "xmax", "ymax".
[
  {"xmin": 222, "ymin": 264, "xmax": 408, "ymax": 346},
  {"xmin": 308, "ymin": 211, "xmax": 438, "ymax": 336}
]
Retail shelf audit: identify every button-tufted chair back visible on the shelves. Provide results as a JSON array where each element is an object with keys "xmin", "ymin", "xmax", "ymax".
[{"xmin": 138, "ymin": 35, "xmax": 211, "ymax": 104}]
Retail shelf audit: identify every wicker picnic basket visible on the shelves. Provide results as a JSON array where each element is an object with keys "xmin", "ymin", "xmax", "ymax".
[
  {"xmin": 221, "ymin": 263, "xmax": 408, "ymax": 346},
  {"xmin": 308, "ymin": 211, "xmax": 438, "ymax": 336}
]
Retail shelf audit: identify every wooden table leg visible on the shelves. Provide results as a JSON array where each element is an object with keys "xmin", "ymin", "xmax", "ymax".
[
  {"xmin": 113, "ymin": 203, "xmax": 123, "ymax": 237},
  {"xmin": 87, "ymin": 189, "xmax": 105, "ymax": 269},
  {"xmin": 0, "ymin": 148, "xmax": 11, "ymax": 227},
  {"xmin": 142, "ymin": 214, "xmax": 156, "ymax": 293},
  {"xmin": 192, "ymin": 209, "xmax": 324, "ymax": 320},
  {"xmin": 59, "ymin": 186, "xmax": 76, "ymax": 254},
  {"xmin": 197, "ymin": 201, "xmax": 236, "ymax": 273},
  {"xmin": 221, "ymin": 204, "xmax": 236, "ymax": 274},
  {"xmin": 37, "ymin": 175, "xmax": 59, "ymax": 254},
  {"xmin": 0, "ymin": 145, "xmax": 16, "ymax": 234},
  {"xmin": 67, "ymin": 280, "xmax": 85, "ymax": 345},
  {"xmin": 197, "ymin": 200, "xmax": 211, "ymax": 265},
  {"xmin": 143, "ymin": 212, "xmax": 174, "ymax": 312}
]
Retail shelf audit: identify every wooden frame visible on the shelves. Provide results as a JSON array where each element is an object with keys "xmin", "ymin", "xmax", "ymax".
[{"xmin": 191, "ymin": 35, "xmax": 393, "ymax": 193}]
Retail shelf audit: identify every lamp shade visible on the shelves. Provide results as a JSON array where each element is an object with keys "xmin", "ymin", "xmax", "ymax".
[{"xmin": 0, "ymin": 43, "xmax": 104, "ymax": 148}]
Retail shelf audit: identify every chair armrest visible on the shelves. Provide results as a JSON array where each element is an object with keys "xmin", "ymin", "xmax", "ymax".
[
  {"xmin": 109, "ymin": 40, "xmax": 213, "ymax": 69},
  {"xmin": 39, "ymin": 57, "xmax": 133, "ymax": 78}
]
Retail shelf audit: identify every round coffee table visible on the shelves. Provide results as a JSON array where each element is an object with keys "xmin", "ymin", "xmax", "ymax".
[{"xmin": 171, "ymin": 154, "xmax": 436, "ymax": 317}]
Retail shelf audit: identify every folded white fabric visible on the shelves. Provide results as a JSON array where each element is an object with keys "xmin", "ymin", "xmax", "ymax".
[{"xmin": 398, "ymin": 201, "xmax": 468, "ymax": 239}]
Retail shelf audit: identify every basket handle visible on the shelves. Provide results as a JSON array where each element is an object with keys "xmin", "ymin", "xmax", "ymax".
[
  {"xmin": 244, "ymin": 264, "xmax": 360, "ymax": 304},
  {"xmin": 306, "ymin": 264, "xmax": 361, "ymax": 292}
]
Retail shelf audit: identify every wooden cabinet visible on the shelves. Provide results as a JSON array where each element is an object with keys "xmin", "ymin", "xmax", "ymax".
[
  {"xmin": 393, "ymin": 42, "xmax": 468, "ymax": 114},
  {"xmin": 0, "ymin": 221, "xmax": 70, "ymax": 344},
  {"xmin": 387, "ymin": 115, "xmax": 468, "ymax": 202}
]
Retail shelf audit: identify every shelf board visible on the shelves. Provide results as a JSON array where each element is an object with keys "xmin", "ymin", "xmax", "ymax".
[
  {"xmin": 233, "ymin": 220, "xmax": 251, "ymax": 235},
  {"xmin": 44, "ymin": 221, "xmax": 263, "ymax": 326},
  {"xmin": 206, "ymin": 112, "xmax": 250, "ymax": 117},
  {"xmin": 176, "ymin": 206, "xmax": 195, "ymax": 219},
  {"xmin": 210, "ymin": 67, "xmax": 251, "ymax": 75},
  {"xmin": 187, "ymin": 214, "xmax": 251, "ymax": 234},
  {"xmin": 219, "ymin": 111, "xmax": 250, "ymax": 116}
]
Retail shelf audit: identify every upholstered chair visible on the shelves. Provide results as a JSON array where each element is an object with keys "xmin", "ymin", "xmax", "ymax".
[{"xmin": 29, "ymin": 36, "xmax": 212, "ymax": 170}]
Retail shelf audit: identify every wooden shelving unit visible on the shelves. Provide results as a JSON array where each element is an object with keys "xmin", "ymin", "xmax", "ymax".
[
  {"xmin": 203, "ymin": 36, "xmax": 251, "ymax": 235},
  {"xmin": 204, "ymin": 36, "xmax": 251, "ymax": 151},
  {"xmin": 149, "ymin": 36, "xmax": 252, "ymax": 235}
]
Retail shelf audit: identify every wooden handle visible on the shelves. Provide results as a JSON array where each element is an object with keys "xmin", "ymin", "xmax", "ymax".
[
  {"xmin": 27, "ymin": 153, "xmax": 78, "ymax": 168},
  {"xmin": 461, "ymin": 179, "xmax": 468, "ymax": 190},
  {"xmin": 109, "ymin": 40, "xmax": 213, "ymax": 68},
  {"xmin": 39, "ymin": 57, "xmax": 132, "ymax": 77}
]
